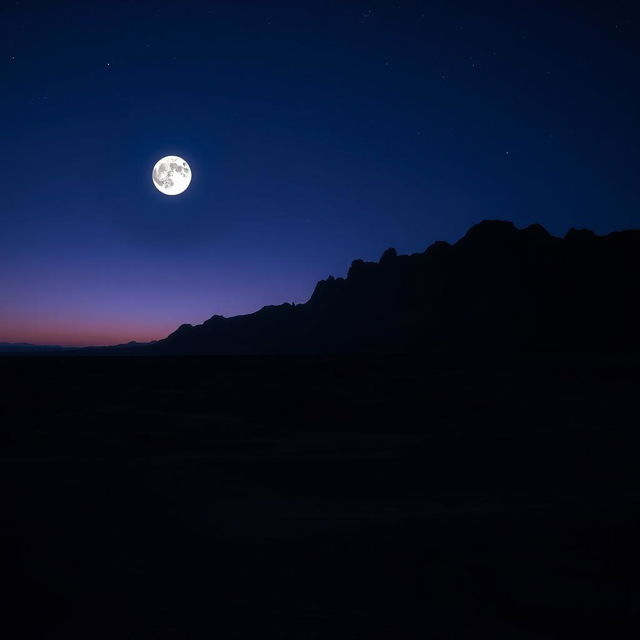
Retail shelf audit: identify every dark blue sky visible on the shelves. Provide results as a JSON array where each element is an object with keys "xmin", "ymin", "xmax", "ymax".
[{"xmin": 1, "ymin": 0, "xmax": 638, "ymax": 345}]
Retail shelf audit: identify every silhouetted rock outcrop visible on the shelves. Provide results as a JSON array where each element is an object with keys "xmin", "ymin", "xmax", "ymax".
[{"xmin": 147, "ymin": 220, "xmax": 640, "ymax": 355}]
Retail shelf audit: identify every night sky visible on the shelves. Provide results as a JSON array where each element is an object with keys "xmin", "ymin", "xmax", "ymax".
[{"xmin": 1, "ymin": 1, "xmax": 638, "ymax": 346}]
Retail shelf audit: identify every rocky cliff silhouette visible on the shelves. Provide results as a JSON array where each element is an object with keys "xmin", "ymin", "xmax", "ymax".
[{"xmin": 139, "ymin": 220, "xmax": 640, "ymax": 355}]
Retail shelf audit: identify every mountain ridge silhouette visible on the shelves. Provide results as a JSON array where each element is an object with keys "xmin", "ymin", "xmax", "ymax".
[
  {"xmin": 143, "ymin": 219, "xmax": 640, "ymax": 355},
  {"xmin": 5, "ymin": 219, "xmax": 638, "ymax": 356}
]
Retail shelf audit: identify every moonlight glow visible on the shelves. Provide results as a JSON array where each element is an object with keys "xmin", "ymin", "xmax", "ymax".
[{"xmin": 152, "ymin": 156, "xmax": 192, "ymax": 196}]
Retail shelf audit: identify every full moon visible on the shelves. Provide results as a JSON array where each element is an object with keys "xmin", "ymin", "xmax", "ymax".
[{"xmin": 152, "ymin": 156, "xmax": 192, "ymax": 196}]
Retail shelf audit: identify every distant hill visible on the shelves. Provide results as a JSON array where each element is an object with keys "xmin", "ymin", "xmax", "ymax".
[
  {"xmin": 0, "ymin": 342, "xmax": 73, "ymax": 353},
  {"xmin": 145, "ymin": 220, "xmax": 640, "ymax": 355},
  {"xmin": 0, "ymin": 341, "xmax": 152, "ymax": 355}
]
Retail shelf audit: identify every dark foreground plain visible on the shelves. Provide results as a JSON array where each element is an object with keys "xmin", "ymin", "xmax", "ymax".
[{"xmin": 1, "ymin": 353, "xmax": 639, "ymax": 638}]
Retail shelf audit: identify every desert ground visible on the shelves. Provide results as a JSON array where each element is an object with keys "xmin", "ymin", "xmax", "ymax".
[{"xmin": 1, "ymin": 353, "xmax": 639, "ymax": 638}]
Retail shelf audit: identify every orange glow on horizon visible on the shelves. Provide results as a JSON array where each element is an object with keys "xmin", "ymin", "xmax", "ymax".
[{"xmin": 0, "ymin": 321, "xmax": 171, "ymax": 348}]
